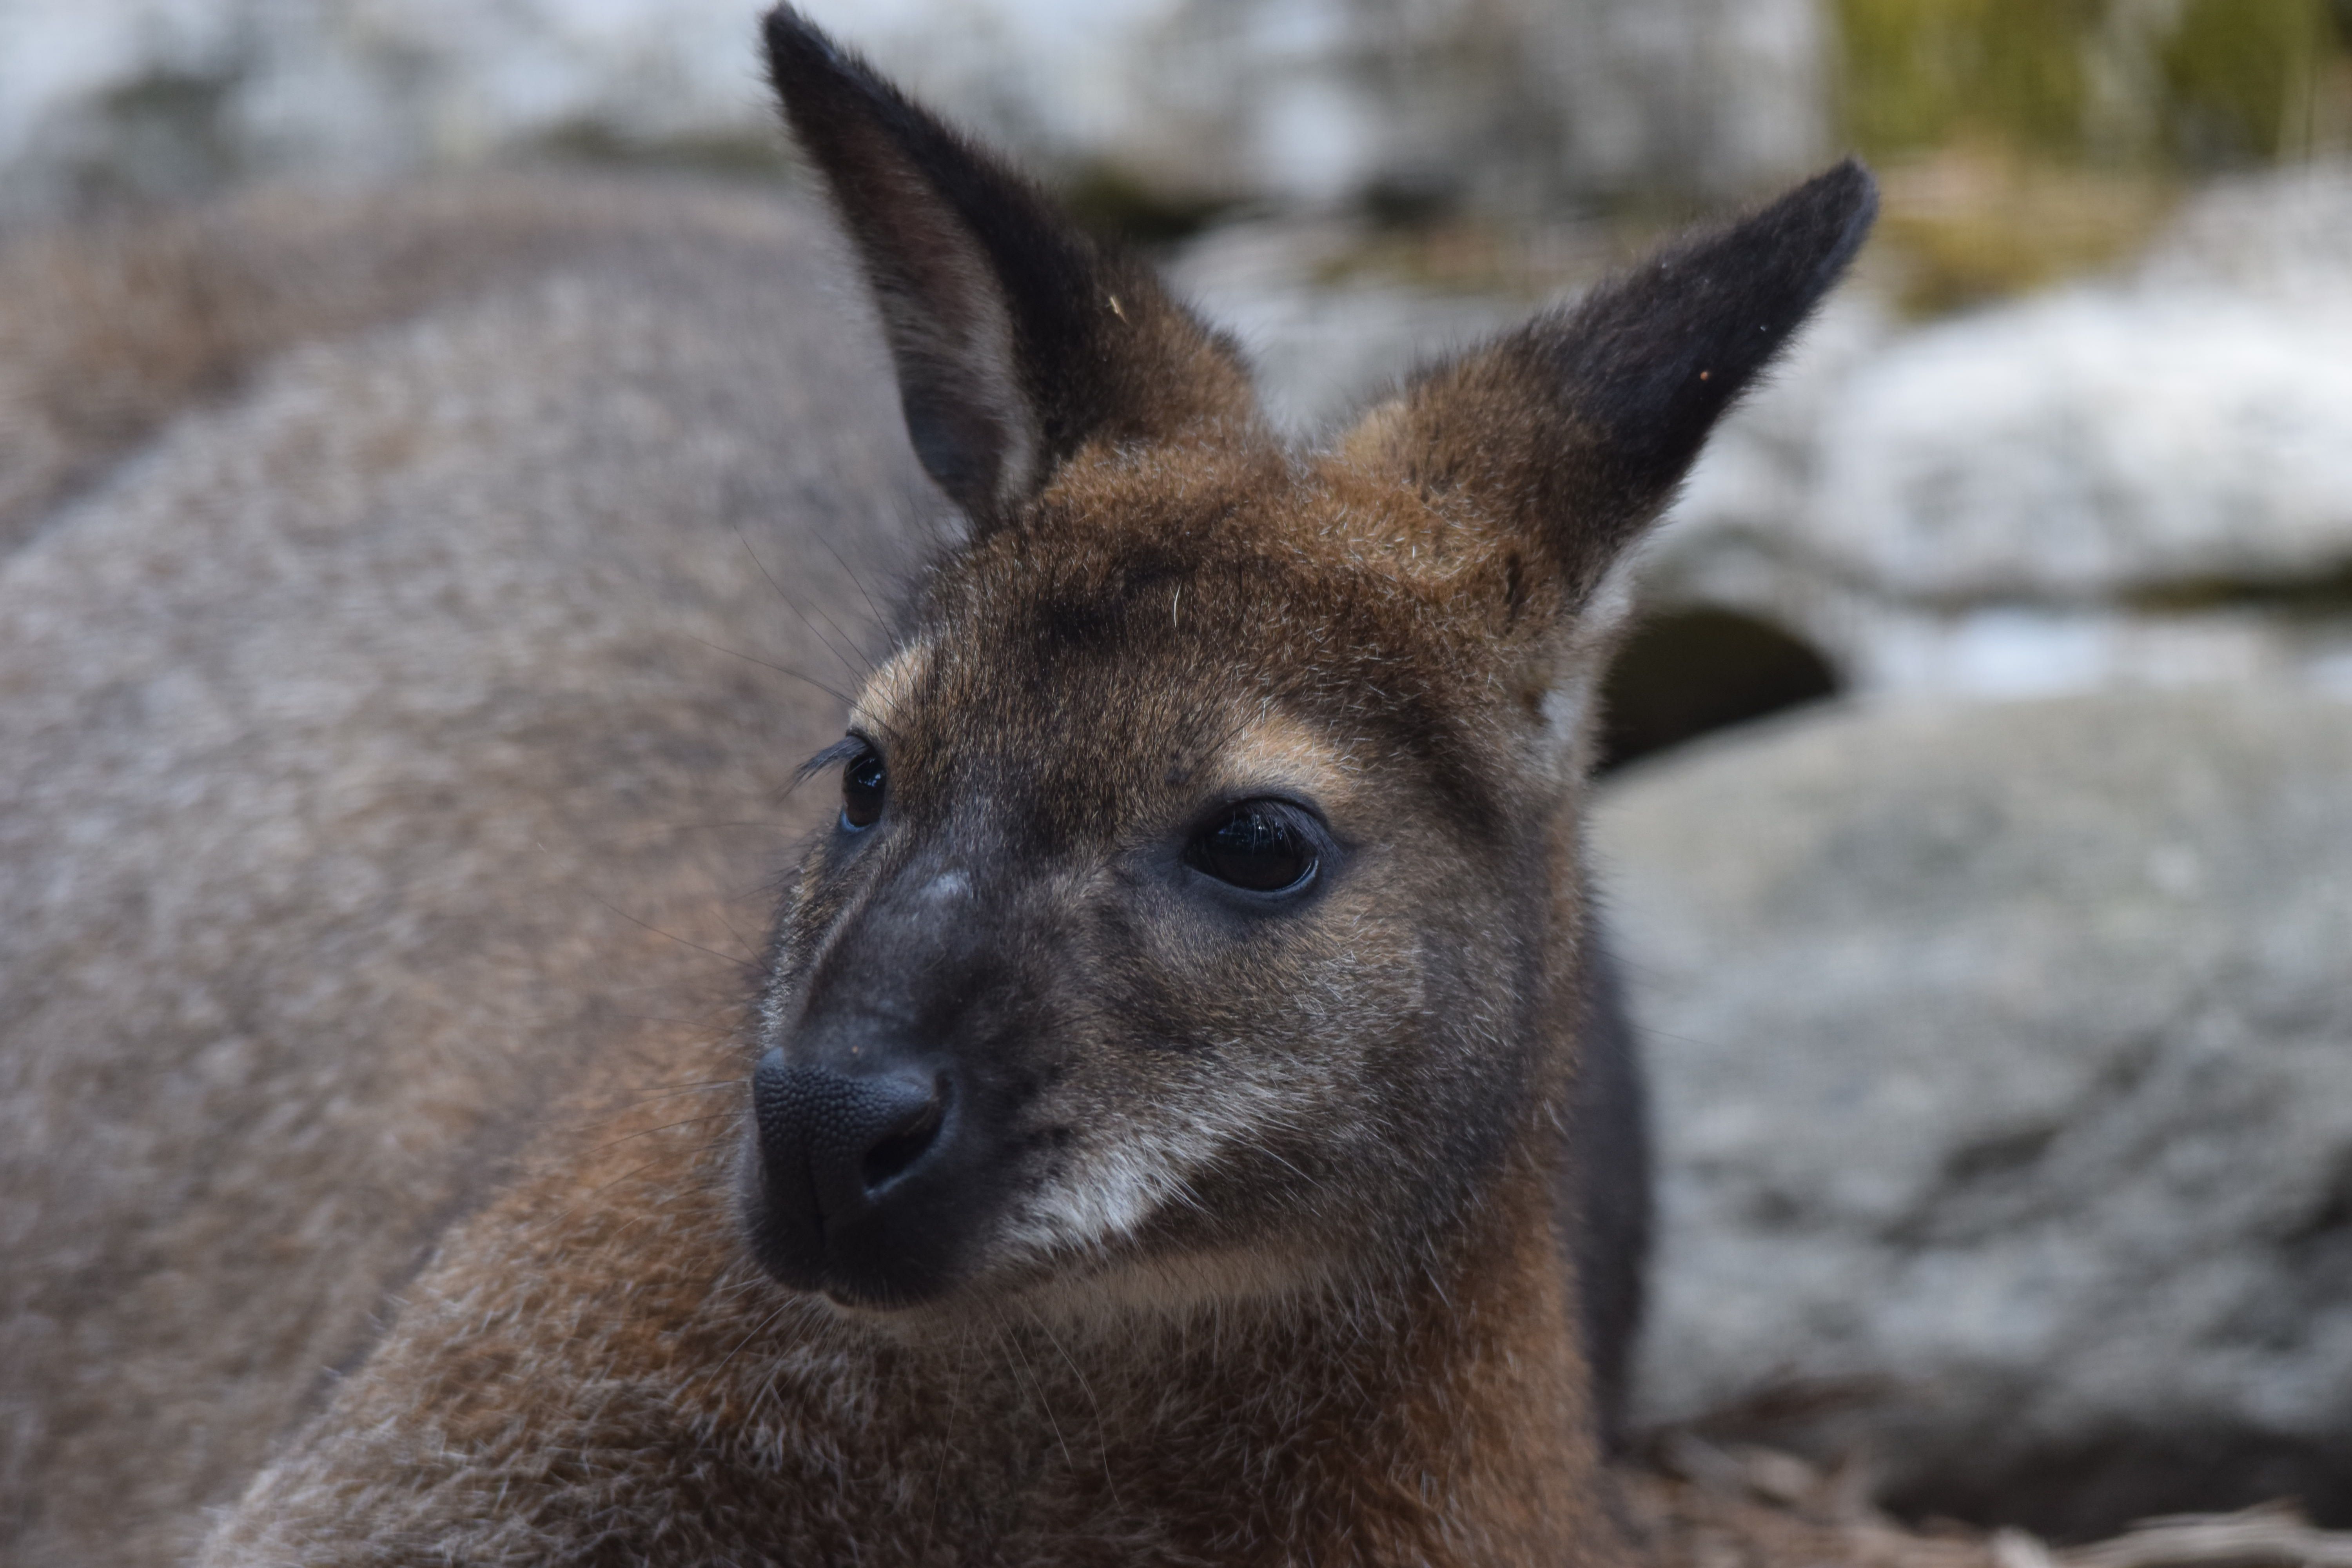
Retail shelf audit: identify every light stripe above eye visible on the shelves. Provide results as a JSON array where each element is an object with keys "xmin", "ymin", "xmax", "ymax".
[{"xmin": 850, "ymin": 644, "xmax": 933, "ymax": 740}]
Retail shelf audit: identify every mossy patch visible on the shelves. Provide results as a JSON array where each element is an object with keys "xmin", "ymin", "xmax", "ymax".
[
  {"xmin": 1838, "ymin": 0, "xmax": 2107, "ymax": 163},
  {"xmin": 1058, "ymin": 163, "xmax": 1235, "ymax": 247},
  {"xmin": 1870, "ymin": 147, "xmax": 2180, "ymax": 315},
  {"xmin": 1836, "ymin": 0, "xmax": 2348, "ymax": 168},
  {"xmin": 2161, "ymin": 0, "xmax": 2348, "ymax": 162},
  {"xmin": 1835, "ymin": 0, "xmax": 2350, "ymax": 312},
  {"xmin": 533, "ymin": 121, "xmax": 793, "ymax": 180},
  {"xmin": 2125, "ymin": 561, "xmax": 2352, "ymax": 617}
]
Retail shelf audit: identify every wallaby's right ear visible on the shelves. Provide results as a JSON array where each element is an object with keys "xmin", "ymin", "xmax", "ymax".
[
  {"xmin": 1342, "ymin": 160, "xmax": 1877, "ymax": 610},
  {"xmin": 764, "ymin": 7, "xmax": 1257, "ymax": 532}
]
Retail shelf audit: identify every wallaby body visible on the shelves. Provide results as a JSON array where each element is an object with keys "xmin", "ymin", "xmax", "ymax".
[
  {"xmin": 2, "ymin": 10, "xmax": 1868, "ymax": 1563},
  {"xmin": 0, "ymin": 176, "xmax": 930, "ymax": 1565}
]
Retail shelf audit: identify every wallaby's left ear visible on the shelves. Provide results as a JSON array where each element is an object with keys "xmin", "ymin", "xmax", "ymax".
[
  {"xmin": 1345, "ymin": 160, "xmax": 1877, "ymax": 606},
  {"xmin": 764, "ymin": 6, "xmax": 1258, "ymax": 534}
]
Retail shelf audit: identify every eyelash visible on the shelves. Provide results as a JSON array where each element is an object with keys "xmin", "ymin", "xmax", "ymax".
[{"xmin": 796, "ymin": 736, "xmax": 869, "ymax": 786}]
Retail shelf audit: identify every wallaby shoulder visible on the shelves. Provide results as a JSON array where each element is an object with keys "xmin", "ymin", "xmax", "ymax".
[
  {"xmin": 0, "ymin": 172, "xmax": 928, "ymax": 1567},
  {"xmin": 0, "ymin": 174, "xmax": 870, "ymax": 555}
]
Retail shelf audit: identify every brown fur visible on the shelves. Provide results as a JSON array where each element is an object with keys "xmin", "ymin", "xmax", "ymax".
[
  {"xmin": 201, "ymin": 1049, "xmax": 1610, "ymax": 1567},
  {"xmin": 0, "ymin": 175, "xmax": 841, "ymax": 557},
  {"xmin": 2, "ymin": 10, "xmax": 1871, "ymax": 1564},
  {"xmin": 0, "ymin": 174, "xmax": 929, "ymax": 1564}
]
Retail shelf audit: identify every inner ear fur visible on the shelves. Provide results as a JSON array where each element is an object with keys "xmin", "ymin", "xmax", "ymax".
[
  {"xmin": 1344, "ymin": 161, "xmax": 1878, "ymax": 608},
  {"xmin": 764, "ymin": 6, "xmax": 1259, "ymax": 531}
]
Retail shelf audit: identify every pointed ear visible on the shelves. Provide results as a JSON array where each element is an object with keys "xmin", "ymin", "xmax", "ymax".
[
  {"xmin": 764, "ymin": 6, "xmax": 1258, "ymax": 530},
  {"xmin": 1343, "ymin": 161, "xmax": 1877, "ymax": 605}
]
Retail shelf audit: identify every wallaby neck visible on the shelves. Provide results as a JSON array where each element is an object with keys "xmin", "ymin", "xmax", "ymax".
[{"xmin": 715, "ymin": 1143, "xmax": 1616, "ymax": 1568}]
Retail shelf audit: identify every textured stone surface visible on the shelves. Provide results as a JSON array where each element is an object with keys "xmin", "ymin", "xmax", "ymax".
[
  {"xmin": 2140, "ymin": 162, "xmax": 2352, "ymax": 304},
  {"xmin": 1595, "ymin": 692, "xmax": 2352, "ymax": 1537},
  {"xmin": 1807, "ymin": 286, "xmax": 2352, "ymax": 603},
  {"xmin": 1813, "ymin": 165, "xmax": 2352, "ymax": 608}
]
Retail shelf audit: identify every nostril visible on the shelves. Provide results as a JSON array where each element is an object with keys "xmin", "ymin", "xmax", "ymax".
[
  {"xmin": 752, "ymin": 1054, "xmax": 952, "ymax": 1235},
  {"xmin": 860, "ymin": 1081, "xmax": 947, "ymax": 1194}
]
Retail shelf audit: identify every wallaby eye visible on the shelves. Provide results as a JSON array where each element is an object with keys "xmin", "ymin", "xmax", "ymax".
[
  {"xmin": 1186, "ymin": 802, "xmax": 1318, "ymax": 894},
  {"xmin": 841, "ymin": 746, "xmax": 886, "ymax": 830}
]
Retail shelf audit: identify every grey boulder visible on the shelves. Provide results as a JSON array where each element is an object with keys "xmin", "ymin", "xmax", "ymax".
[
  {"xmin": 1596, "ymin": 692, "xmax": 2352, "ymax": 1537},
  {"xmin": 1808, "ymin": 281, "xmax": 2352, "ymax": 604}
]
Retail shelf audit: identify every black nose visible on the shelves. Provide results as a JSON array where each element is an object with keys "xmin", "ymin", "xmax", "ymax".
[{"xmin": 751, "ymin": 1050, "xmax": 949, "ymax": 1238}]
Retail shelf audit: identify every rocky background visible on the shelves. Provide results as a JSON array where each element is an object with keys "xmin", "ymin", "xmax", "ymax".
[{"xmin": 4, "ymin": 0, "xmax": 2350, "ymax": 1546}]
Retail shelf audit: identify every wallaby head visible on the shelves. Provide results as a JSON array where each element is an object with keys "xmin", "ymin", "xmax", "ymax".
[{"xmin": 741, "ymin": 9, "xmax": 1877, "ymax": 1321}]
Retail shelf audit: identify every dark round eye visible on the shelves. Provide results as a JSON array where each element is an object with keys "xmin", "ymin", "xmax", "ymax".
[
  {"xmin": 1186, "ymin": 802, "xmax": 1318, "ymax": 893},
  {"xmin": 841, "ymin": 746, "xmax": 886, "ymax": 830}
]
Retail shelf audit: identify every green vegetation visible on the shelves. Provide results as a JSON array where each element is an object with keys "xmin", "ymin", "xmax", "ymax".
[
  {"xmin": 1836, "ymin": 0, "xmax": 2348, "ymax": 167},
  {"xmin": 1866, "ymin": 152, "xmax": 2179, "ymax": 314},
  {"xmin": 534, "ymin": 120, "xmax": 793, "ymax": 179},
  {"xmin": 1833, "ymin": 0, "xmax": 2350, "ymax": 312},
  {"xmin": 2161, "ymin": 0, "xmax": 2343, "ymax": 162},
  {"xmin": 1838, "ymin": 0, "xmax": 2106, "ymax": 161},
  {"xmin": 2126, "ymin": 561, "xmax": 2352, "ymax": 617},
  {"xmin": 1060, "ymin": 163, "xmax": 1234, "ymax": 247}
]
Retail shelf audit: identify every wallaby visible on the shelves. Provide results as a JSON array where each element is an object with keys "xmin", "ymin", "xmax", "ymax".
[{"xmin": 0, "ymin": 9, "xmax": 1872, "ymax": 1564}]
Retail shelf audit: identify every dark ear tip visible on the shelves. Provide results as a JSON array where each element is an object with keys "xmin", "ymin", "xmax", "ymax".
[
  {"xmin": 763, "ymin": 5, "xmax": 849, "ymax": 86},
  {"xmin": 1813, "ymin": 157, "xmax": 1880, "ymax": 211},
  {"xmin": 1819, "ymin": 156, "xmax": 1881, "ymax": 225},
  {"xmin": 761, "ymin": 4, "xmax": 813, "ymax": 47},
  {"xmin": 1786, "ymin": 157, "xmax": 1881, "ymax": 274},
  {"xmin": 761, "ymin": 4, "xmax": 808, "ymax": 53}
]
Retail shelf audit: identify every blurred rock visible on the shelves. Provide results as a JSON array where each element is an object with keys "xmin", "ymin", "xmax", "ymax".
[
  {"xmin": 1163, "ymin": 216, "xmax": 1526, "ymax": 433},
  {"xmin": 0, "ymin": 0, "xmax": 1831, "ymax": 222},
  {"xmin": 1530, "ymin": 0, "xmax": 1831, "ymax": 202},
  {"xmin": 1630, "ymin": 162, "xmax": 2352, "ymax": 709},
  {"xmin": 1597, "ymin": 691, "xmax": 2352, "ymax": 1537},
  {"xmin": 806, "ymin": 0, "xmax": 1838, "ymax": 211},
  {"xmin": 0, "ymin": 0, "xmax": 776, "ymax": 214},
  {"xmin": 2137, "ymin": 161, "xmax": 2352, "ymax": 304},
  {"xmin": 1807, "ymin": 287, "xmax": 2352, "ymax": 604}
]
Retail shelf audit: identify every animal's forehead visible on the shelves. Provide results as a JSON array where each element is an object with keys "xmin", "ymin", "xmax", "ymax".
[
  {"xmin": 925, "ymin": 516, "xmax": 1465, "ymax": 741},
  {"xmin": 850, "ymin": 632, "xmax": 1368, "ymax": 850},
  {"xmin": 863, "ymin": 568, "xmax": 1350, "ymax": 809},
  {"xmin": 949, "ymin": 450, "xmax": 1508, "ymax": 664},
  {"xmin": 844, "ymin": 466, "xmax": 1526, "ymax": 838}
]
